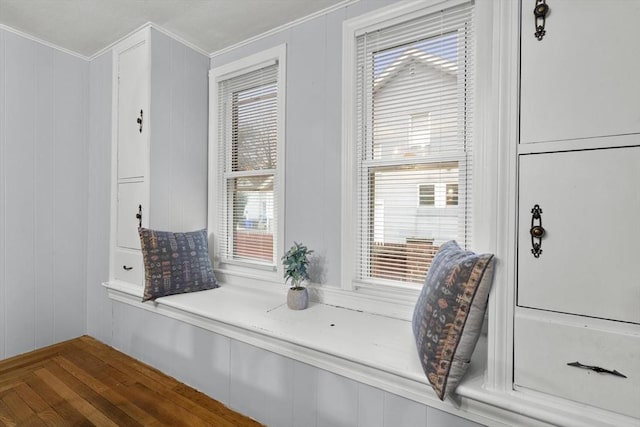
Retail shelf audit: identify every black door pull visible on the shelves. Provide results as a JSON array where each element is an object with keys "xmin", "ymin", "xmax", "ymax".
[{"xmin": 567, "ymin": 361, "xmax": 627, "ymax": 378}]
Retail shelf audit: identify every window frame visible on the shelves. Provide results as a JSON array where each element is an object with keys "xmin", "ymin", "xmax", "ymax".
[
  {"xmin": 341, "ymin": 0, "xmax": 477, "ymax": 295},
  {"xmin": 208, "ymin": 45, "xmax": 286, "ymax": 285}
]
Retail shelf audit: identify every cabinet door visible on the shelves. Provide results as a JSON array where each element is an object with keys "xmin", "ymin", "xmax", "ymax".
[
  {"xmin": 518, "ymin": 146, "xmax": 640, "ymax": 324},
  {"xmin": 117, "ymin": 181, "xmax": 145, "ymax": 250},
  {"xmin": 117, "ymin": 41, "xmax": 148, "ymax": 179},
  {"xmin": 520, "ymin": 0, "xmax": 640, "ymax": 144}
]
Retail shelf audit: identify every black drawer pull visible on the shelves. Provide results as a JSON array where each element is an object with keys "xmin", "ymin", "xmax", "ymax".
[
  {"xmin": 567, "ymin": 361, "xmax": 627, "ymax": 378},
  {"xmin": 123, "ymin": 265, "xmax": 133, "ymax": 271}
]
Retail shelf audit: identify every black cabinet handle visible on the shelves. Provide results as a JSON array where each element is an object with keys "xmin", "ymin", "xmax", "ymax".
[
  {"xmin": 567, "ymin": 361, "xmax": 627, "ymax": 378},
  {"xmin": 136, "ymin": 204, "xmax": 142, "ymax": 229},
  {"xmin": 534, "ymin": 0, "xmax": 550, "ymax": 40},
  {"xmin": 530, "ymin": 204, "xmax": 545, "ymax": 258},
  {"xmin": 137, "ymin": 109, "xmax": 143, "ymax": 133},
  {"xmin": 123, "ymin": 265, "xmax": 133, "ymax": 271}
]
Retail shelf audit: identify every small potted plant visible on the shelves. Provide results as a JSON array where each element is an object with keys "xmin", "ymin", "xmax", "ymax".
[{"xmin": 282, "ymin": 241, "xmax": 313, "ymax": 310}]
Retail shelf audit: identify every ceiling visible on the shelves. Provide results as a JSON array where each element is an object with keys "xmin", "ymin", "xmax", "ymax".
[{"xmin": 0, "ymin": 0, "xmax": 349, "ymax": 58}]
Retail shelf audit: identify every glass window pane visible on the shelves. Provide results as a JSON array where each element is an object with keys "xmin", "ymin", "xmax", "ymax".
[
  {"xmin": 229, "ymin": 175, "xmax": 274, "ymax": 262},
  {"xmin": 369, "ymin": 163, "xmax": 459, "ymax": 283},
  {"xmin": 232, "ymin": 83, "xmax": 277, "ymax": 171}
]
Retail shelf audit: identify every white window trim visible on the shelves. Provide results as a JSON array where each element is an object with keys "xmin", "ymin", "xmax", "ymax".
[
  {"xmin": 208, "ymin": 44, "xmax": 287, "ymax": 286},
  {"xmin": 341, "ymin": 0, "xmax": 484, "ymax": 305}
]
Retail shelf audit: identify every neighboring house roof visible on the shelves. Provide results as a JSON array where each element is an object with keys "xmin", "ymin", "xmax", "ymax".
[{"xmin": 374, "ymin": 48, "xmax": 457, "ymax": 93}]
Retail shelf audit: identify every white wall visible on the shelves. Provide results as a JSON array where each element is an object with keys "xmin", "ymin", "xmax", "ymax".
[
  {"xmin": 0, "ymin": 28, "xmax": 89, "ymax": 359},
  {"xmin": 87, "ymin": 50, "xmax": 114, "ymax": 344},
  {"xmin": 210, "ymin": 0, "xmax": 400, "ymax": 286},
  {"xmin": 149, "ymin": 28, "xmax": 209, "ymax": 232},
  {"xmin": 0, "ymin": 2, "xmax": 486, "ymax": 425},
  {"xmin": 111, "ymin": 300, "xmax": 480, "ymax": 427}
]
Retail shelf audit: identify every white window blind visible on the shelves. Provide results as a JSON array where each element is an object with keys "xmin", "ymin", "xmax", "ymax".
[
  {"xmin": 217, "ymin": 62, "xmax": 279, "ymax": 267},
  {"xmin": 355, "ymin": 3, "xmax": 474, "ymax": 285}
]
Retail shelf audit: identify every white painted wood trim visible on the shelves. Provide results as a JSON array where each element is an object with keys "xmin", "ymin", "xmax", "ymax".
[
  {"xmin": 483, "ymin": 0, "xmax": 519, "ymax": 393},
  {"xmin": 109, "ymin": 27, "xmax": 152, "ymax": 283},
  {"xmin": 103, "ymin": 280, "xmax": 638, "ymax": 427},
  {"xmin": 340, "ymin": 0, "xmax": 499, "ymax": 300},
  {"xmin": 0, "ymin": 24, "xmax": 89, "ymax": 60},
  {"xmin": 89, "ymin": 22, "xmax": 209, "ymax": 61},
  {"xmin": 208, "ymin": 44, "xmax": 286, "ymax": 284},
  {"xmin": 209, "ymin": 0, "xmax": 360, "ymax": 58}
]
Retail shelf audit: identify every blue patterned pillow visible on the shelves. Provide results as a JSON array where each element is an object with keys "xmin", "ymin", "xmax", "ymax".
[
  {"xmin": 412, "ymin": 240, "xmax": 495, "ymax": 400},
  {"xmin": 139, "ymin": 228, "xmax": 218, "ymax": 302}
]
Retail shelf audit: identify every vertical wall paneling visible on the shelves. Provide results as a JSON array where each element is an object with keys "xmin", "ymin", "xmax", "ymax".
[
  {"xmin": 427, "ymin": 406, "xmax": 483, "ymax": 427},
  {"xmin": 169, "ymin": 37, "xmax": 186, "ymax": 230},
  {"xmin": 286, "ymin": 15, "xmax": 327, "ymax": 256},
  {"xmin": 357, "ymin": 383, "xmax": 384, "ymax": 427},
  {"xmin": 316, "ymin": 369, "xmax": 359, "ymax": 427},
  {"xmin": 34, "ymin": 43, "xmax": 55, "ymax": 348},
  {"xmin": 149, "ymin": 29, "xmax": 209, "ymax": 233},
  {"xmin": 292, "ymin": 360, "xmax": 319, "ymax": 427},
  {"xmin": 4, "ymin": 32, "xmax": 37, "ymax": 357},
  {"xmin": 178, "ymin": 324, "xmax": 232, "ymax": 405},
  {"xmin": 51, "ymin": 51, "xmax": 88, "ymax": 342},
  {"xmin": 383, "ymin": 391, "xmax": 427, "ymax": 427},
  {"xmin": 229, "ymin": 340, "xmax": 294, "ymax": 427},
  {"xmin": 0, "ymin": 29, "xmax": 5, "ymax": 359},
  {"xmin": 149, "ymin": 29, "xmax": 172, "ymax": 230},
  {"xmin": 320, "ymin": 7, "xmax": 347, "ymax": 285},
  {"xmin": 87, "ymin": 51, "xmax": 113, "ymax": 344},
  {"xmin": 181, "ymin": 44, "xmax": 209, "ymax": 230},
  {"xmin": 0, "ymin": 28, "xmax": 89, "ymax": 359}
]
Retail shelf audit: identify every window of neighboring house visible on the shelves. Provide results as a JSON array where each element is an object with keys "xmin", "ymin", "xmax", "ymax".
[
  {"xmin": 446, "ymin": 183, "xmax": 459, "ymax": 206},
  {"xmin": 209, "ymin": 46, "xmax": 285, "ymax": 281},
  {"xmin": 344, "ymin": 2, "xmax": 474, "ymax": 287},
  {"xmin": 418, "ymin": 184, "xmax": 435, "ymax": 206}
]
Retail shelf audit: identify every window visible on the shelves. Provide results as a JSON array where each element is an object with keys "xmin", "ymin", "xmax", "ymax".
[
  {"xmin": 209, "ymin": 46, "xmax": 285, "ymax": 279},
  {"xmin": 343, "ymin": 2, "xmax": 474, "ymax": 287},
  {"xmin": 446, "ymin": 183, "xmax": 459, "ymax": 206},
  {"xmin": 418, "ymin": 184, "xmax": 435, "ymax": 206}
]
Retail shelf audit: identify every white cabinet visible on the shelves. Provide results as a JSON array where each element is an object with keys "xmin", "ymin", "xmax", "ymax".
[
  {"xmin": 518, "ymin": 146, "xmax": 640, "ymax": 324},
  {"xmin": 109, "ymin": 27, "xmax": 209, "ymax": 287},
  {"xmin": 515, "ymin": 0, "xmax": 640, "ymax": 422},
  {"xmin": 116, "ymin": 39, "xmax": 148, "ymax": 179},
  {"xmin": 514, "ymin": 310, "xmax": 640, "ymax": 419},
  {"xmin": 520, "ymin": 0, "xmax": 640, "ymax": 144}
]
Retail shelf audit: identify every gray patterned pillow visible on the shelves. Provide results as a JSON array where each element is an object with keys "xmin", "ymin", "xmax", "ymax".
[
  {"xmin": 412, "ymin": 240, "xmax": 495, "ymax": 400},
  {"xmin": 139, "ymin": 228, "xmax": 218, "ymax": 302}
]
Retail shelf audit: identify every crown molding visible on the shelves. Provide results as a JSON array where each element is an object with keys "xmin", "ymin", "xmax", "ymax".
[
  {"xmin": 87, "ymin": 22, "xmax": 209, "ymax": 60},
  {"xmin": 0, "ymin": 24, "xmax": 89, "ymax": 61},
  {"xmin": 210, "ymin": 0, "xmax": 360, "ymax": 59}
]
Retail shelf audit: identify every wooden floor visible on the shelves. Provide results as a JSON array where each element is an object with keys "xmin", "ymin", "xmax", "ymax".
[{"xmin": 0, "ymin": 336, "xmax": 263, "ymax": 426}]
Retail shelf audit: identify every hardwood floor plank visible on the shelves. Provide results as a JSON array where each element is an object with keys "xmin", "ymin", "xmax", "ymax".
[
  {"xmin": 42, "ymin": 359, "xmax": 142, "ymax": 427},
  {"xmin": 0, "ymin": 336, "xmax": 263, "ymax": 427},
  {"xmin": 1, "ymin": 390, "xmax": 46, "ymax": 426},
  {"xmin": 34, "ymin": 367, "xmax": 120, "ymax": 427},
  {"xmin": 70, "ymin": 338, "xmax": 250, "ymax": 424},
  {"xmin": 0, "ymin": 340, "xmax": 72, "ymax": 376},
  {"xmin": 53, "ymin": 355, "xmax": 161, "ymax": 426},
  {"xmin": 23, "ymin": 374, "xmax": 91, "ymax": 426},
  {"xmin": 13, "ymin": 382, "xmax": 67, "ymax": 426},
  {"xmin": 0, "ymin": 397, "xmax": 18, "ymax": 427}
]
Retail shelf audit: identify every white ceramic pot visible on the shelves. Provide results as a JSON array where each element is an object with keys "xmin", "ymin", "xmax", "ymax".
[{"xmin": 287, "ymin": 287, "xmax": 308, "ymax": 310}]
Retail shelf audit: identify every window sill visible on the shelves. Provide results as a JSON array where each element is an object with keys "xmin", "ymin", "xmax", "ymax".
[{"xmin": 102, "ymin": 280, "xmax": 629, "ymax": 427}]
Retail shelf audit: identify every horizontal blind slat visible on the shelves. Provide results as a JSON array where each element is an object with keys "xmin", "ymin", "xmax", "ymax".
[
  {"xmin": 218, "ymin": 63, "xmax": 279, "ymax": 266},
  {"xmin": 355, "ymin": 2, "xmax": 474, "ymax": 285}
]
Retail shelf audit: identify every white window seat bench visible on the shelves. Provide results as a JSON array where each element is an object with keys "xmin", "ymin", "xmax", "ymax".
[{"xmin": 103, "ymin": 281, "xmax": 607, "ymax": 427}]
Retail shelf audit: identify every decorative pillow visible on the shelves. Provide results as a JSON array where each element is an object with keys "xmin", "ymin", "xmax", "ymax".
[
  {"xmin": 139, "ymin": 228, "xmax": 218, "ymax": 302},
  {"xmin": 412, "ymin": 240, "xmax": 495, "ymax": 401}
]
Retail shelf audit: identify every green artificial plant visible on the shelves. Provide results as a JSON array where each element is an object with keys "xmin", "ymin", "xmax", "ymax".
[{"xmin": 282, "ymin": 241, "xmax": 314, "ymax": 289}]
